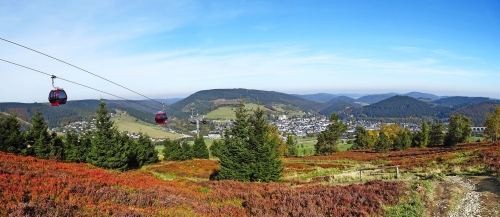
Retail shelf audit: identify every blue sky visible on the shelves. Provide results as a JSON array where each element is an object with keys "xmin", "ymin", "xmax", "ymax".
[{"xmin": 1, "ymin": 0, "xmax": 499, "ymax": 103}]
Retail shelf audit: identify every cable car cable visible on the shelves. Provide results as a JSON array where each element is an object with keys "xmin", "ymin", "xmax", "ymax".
[
  {"xmin": 0, "ymin": 37, "xmax": 173, "ymax": 109},
  {"xmin": 0, "ymin": 58, "xmax": 161, "ymax": 112}
]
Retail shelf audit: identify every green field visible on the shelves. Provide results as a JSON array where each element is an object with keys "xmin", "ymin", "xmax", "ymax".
[
  {"xmin": 113, "ymin": 111, "xmax": 181, "ymax": 139},
  {"xmin": 205, "ymin": 103, "xmax": 270, "ymax": 119}
]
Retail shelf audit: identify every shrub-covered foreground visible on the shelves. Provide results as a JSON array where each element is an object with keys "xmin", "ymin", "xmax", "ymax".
[{"xmin": 0, "ymin": 152, "xmax": 407, "ymax": 216}]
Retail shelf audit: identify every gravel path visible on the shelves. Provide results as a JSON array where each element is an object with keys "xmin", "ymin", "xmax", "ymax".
[{"xmin": 447, "ymin": 176, "xmax": 484, "ymax": 217}]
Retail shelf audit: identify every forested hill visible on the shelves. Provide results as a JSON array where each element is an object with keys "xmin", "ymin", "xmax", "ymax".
[
  {"xmin": 431, "ymin": 96, "xmax": 499, "ymax": 107},
  {"xmin": 293, "ymin": 93, "xmax": 338, "ymax": 103},
  {"xmin": 361, "ymin": 95, "xmax": 451, "ymax": 119},
  {"xmin": 168, "ymin": 89, "xmax": 330, "ymax": 116},
  {"xmin": 0, "ymin": 100, "xmax": 155, "ymax": 128},
  {"xmin": 356, "ymin": 93, "xmax": 399, "ymax": 104},
  {"xmin": 454, "ymin": 102, "xmax": 500, "ymax": 126},
  {"xmin": 327, "ymin": 96, "xmax": 356, "ymax": 104}
]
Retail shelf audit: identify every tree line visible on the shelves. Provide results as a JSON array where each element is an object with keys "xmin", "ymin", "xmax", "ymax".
[
  {"xmin": 0, "ymin": 101, "xmax": 158, "ymax": 170},
  {"xmin": 314, "ymin": 106, "xmax": 500, "ymax": 155}
]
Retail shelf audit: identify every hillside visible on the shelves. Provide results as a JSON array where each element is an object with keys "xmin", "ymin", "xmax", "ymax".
[
  {"xmin": 356, "ymin": 93, "xmax": 399, "ymax": 104},
  {"xmin": 0, "ymin": 100, "xmax": 157, "ymax": 128},
  {"xmin": 362, "ymin": 95, "xmax": 451, "ymax": 119},
  {"xmin": 432, "ymin": 96, "xmax": 497, "ymax": 107},
  {"xmin": 403, "ymin": 92, "xmax": 440, "ymax": 101},
  {"xmin": 168, "ymin": 89, "xmax": 329, "ymax": 116},
  {"xmin": 327, "ymin": 96, "xmax": 356, "ymax": 104},
  {"xmin": 454, "ymin": 102, "xmax": 500, "ymax": 126},
  {"xmin": 319, "ymin": 102, "xmax": 361, "ymax": 117}
]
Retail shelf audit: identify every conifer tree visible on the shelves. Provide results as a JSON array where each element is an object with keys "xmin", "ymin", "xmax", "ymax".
[
  {"xmin": 181, "ymin": 141, "xmax": 193, "ymax": 160},
  {"xmin": 193, "ymin": 136, "xmax": 209, "ymax": 159},
  {"xmin": 64, "ymin": 130, "xmax": 81, "ymax": 162},
  {"xmin": 286, "ymin": 135, "xmax": 298, "ymax": 157},
  {"xmin": 0, "ymin": 114, "xmax": 25, "ymax": 154},
  {"xmin": 135, "ymin": 133, "xmax": 159, "ymax": 165},
  {"xmin": 209, "ymin": 140, "xmax": 221, "ymax": 158},
  {"xmin": 163, "ymin": 139, "xmax": 183, "ymax": 161},
  {"xmin": 393, "ymin": 128, "xmax": 412, "ymax": 151},
  {"xmin": 375, "ymin": 130, "xmax": 391, "ymax": 153},
  {"xmin": 353, "ymin": 126, "xmax": 371, "ymax": 150},
  {"xmin": 86, "ymin": 100, "xmax": 128, "ymax": 170},
  {"xmin": 27, "ymin": 109, "xmax": 52, "ymax": 158},
  {"xmin": 429, "ymin": 123, "xmax": 445, "ymax": 146},
  {"xmin": 315, "ymin": 113, "xmax": 347, "ymax": 155},
  {"xmin": 215, "ymin": 101, "xmax": 283, "ymax": 182},
  {"xmin": 49, "ymin": 132, "xmax": 65, "ymax": 160}
]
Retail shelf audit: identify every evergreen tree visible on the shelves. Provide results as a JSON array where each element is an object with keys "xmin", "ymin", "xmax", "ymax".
[
  {"xmin": 393, "ymin": 128, "xmax": 412, "ymax": 151},
  {"xmin": 27, "ymin": 109, "xmax": 52, "ymax": 158},
  {"xmin": 49, "ymin": 132, "xmax": 65, "ymax": 160},
  {"xmin": 0, "ymin": 114, "xmax": 25, "ymax": 154},
  {"xmin": 209, "ymin": 140, "xmax": 221, "ymax": 158},
  {"xmin": 163, "ymin": 139, "xmax": 183, "ymax": 161},
  {"xmin": 353, "ymin": 126, "xmax": 371, "ymax": 150},
  {"xmin": 286, "ymin": 135, "xmax": 298, "ymax": 157},
  {"xmin": 429, "ymin": 123, "xmax": 445, "ymax": 146},
  {"xmin": 444, "ymin": 114, "xmax": 472, "ymax": 146},
  {"xmin": 193, "ymin": 136, "xmax": 209, "ymax": 159},
  {"xmin": 484, "ymin": 106, "xmax": 500, "ymax": 142},
  {"xmin": 215, "ymin": 102, "xmax": 282, "ymax": 182},
  {"xmin": 375, "ymin": 130, "xmax": 391, "ymax": 153},
  {"xmin": 135, "ymin": 133, "xmax": 159, "ymax": 166},
  {"xmin": 271, "ymin": 126, "xmax": 288, "ymax": 157},
  {"xmin": 420, "ymin": 122, "xmax": 430, "ymax": 147},
  {"xmin": 315, "ymin": 113, "xmax": 347, "ymax": 155},
  {"xmin": 86, "ymin": 101, "xmax": 128, "ymax": 170},
  {"xmin": 180, "ymin": 141, "xmax": 193, "ymax": 161},
  {"xmin": 64, "ymin": 130, "xmax": 81, "ymax": 162}
]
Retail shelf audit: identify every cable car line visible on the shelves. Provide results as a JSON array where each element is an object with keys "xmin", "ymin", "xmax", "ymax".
[
  {"xmin": 0, "ymin": 58, "xmax": 161, "ymax": 112},
  {"xmin": 0, "ymin": 37, "xmax": 166, "ymax": 107}
]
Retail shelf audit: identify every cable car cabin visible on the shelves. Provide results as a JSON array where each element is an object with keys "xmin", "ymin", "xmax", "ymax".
[
  {"xmin": 155, "ymin": 112, "xmax": 168, "ymax": 125},
  {"xmin": 48, "ymin": 89, "xmax": 67, "ymax": 106}
]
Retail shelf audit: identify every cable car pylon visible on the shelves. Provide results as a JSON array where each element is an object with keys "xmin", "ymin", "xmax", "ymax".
[{"xmin": 189, "ymin": 108, "xmax": 207, "ymax": 138}]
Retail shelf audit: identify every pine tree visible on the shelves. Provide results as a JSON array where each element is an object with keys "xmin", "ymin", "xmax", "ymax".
[
  {"xmin": 49, "ymin": 132, "xmax": 65, "ymax": 160},
  {"xmin": 193, "ymin": 136, "xmax": 209, "ymax": 159},
  {"xmin": 163, "ymin": 139, "xmax": 183, "ymax": 161},
  {"xmin": 393, "ymin": 128, "xmax": 412, "ymax": 151},
  {"xmin": 209, "ymin": 140, "xmax": 221, "ymax": 158},
  {"xmin": 27, "ymin": 109, "xmax": 52, "ymax": 158},
  {"xmin": 64, "ymin": 130, "xmax": 81, "ymax": 162},
  {"xmin": 286, "ymin": 135, "xmax": 298, "ymax": 157},
  {"xmin": 353, "ymin": 126, "xmax": 371, "ymax": 150},
  {"xmin": 181, "ymin": 141, "xmax": 193, "ymax": 160},
  {"xmin": 444, "ymin": 114, "xmax": 472, "ymax": 146},
  {"xmin": 135, "ymin": 133, "xmax": 159, "ymax": 166},
  {"xmin": 484, "ymin": 106, "xmax": 500, "ymax": 142},
  {"xmin": 375, "ymin": 131, "xmax": 391, "ymax": 153},
  {"xmin": 215, "ymin": 102, "xmax": 282, "ymax": 182},
  {"xmin": 86, "ymin": 100, "xmax": 128, "ymax": 170},
  {"xmin": 429, "ymin": 123, "xmax": 445, "ymax": 146},
  {"xmin": 315, "ymin": 113, "xmax": 347, "ymax": 155},
  {"xmin": 0, "ymin": 114, "xmax": 25, "ymax": 154}
]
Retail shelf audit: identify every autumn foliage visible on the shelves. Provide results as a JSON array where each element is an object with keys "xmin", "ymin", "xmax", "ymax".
[{"xmin": 0, "ymin": 152, "xmax": 408, "ymax": 216}]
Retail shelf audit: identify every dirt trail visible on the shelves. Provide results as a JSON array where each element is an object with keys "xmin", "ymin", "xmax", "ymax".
[{"xmin": 426, "ymin": 176, "xmax": 500, "ymax": 217}]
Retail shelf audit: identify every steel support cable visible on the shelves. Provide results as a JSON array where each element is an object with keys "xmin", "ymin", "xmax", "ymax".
[
  {"xmin": 0, "ymin": 58, "xmax": 160, "ymax": 111},
  {"xmin": 0, "ymin": 38, "xmax": 165, "ymax": 106}
]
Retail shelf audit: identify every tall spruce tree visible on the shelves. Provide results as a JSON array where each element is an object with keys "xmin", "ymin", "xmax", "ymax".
[
  {"xmin": 27, "ymin": 109, "xmax": 52, "ymax": 158},
  {"xmin": 393, "ymin": 128, "xmax": 412, "ymax": 151},
  {"xmin": 209, "ymin": 140, "xmax": 221, "ymax": 158},
  {"xmin": 215, "ymin": 102, "xmax": 282, "ymax": 182},
  {"xmin": 64, "ymin": 130, "xmax": 82, "ymax": 162},
  {"xmin": 193, "ymin": 136, "xmax": 209, "ymax": 159},
  {"xmin": 0, "ymin": 114, "xmax": 25, "ymax": 154},
  {"xmin": 163, "ymin": 139, "xmax": 183, "ymax": 161},
  {"xmin": 315, "ymin": 113, "xmax": 347, "ymax": 155},
  {"xmin": 86, "ymin": 100, "xmax": 128, "ymax": 170},
  {"xmin": 180, "ymin": 141, "xmax": 193, "ymax": 161}
]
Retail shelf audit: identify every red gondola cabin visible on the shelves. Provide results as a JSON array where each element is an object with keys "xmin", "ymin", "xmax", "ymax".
[
  {"xmin": 48, "ymin": 88, "xmax": 67, "ymax": 106},
  {"xmin": 155, "ymin": 112, "xmax": 168, "ymax": 125}
]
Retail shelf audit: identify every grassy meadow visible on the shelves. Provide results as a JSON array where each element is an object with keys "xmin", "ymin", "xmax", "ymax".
[{"xmin": 113, "ymin": 110, "xmax": 181, "ymax": 139}]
